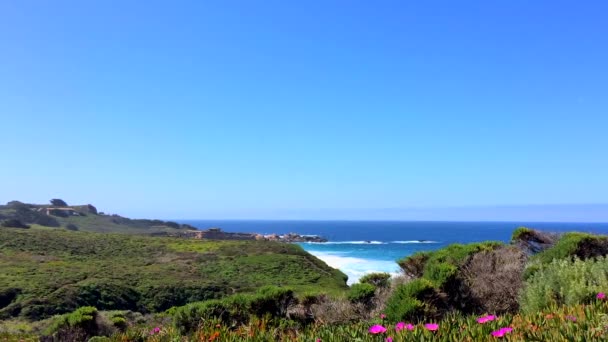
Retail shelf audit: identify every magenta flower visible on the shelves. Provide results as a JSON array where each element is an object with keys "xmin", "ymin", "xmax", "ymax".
[
  {"xmin": 395, "ymin": 322, "xmax": 405, "ymax": 331},
  {"xmin": 424, "ymin": 323, "xmax": 439, "ymax": 331},
  {"xmin": 153, "ymin": 327, "xmax": 161, "ymax": 333},
  {"xmin": 491, "ymin": 327, "xmax": 513, "ymax": 338},
  {"xmin": 385, "ymin": 337, "xmax": 393, "ymax": 342},
  {"xmin": 565, "ymin": 315, "xmax": 577, "ymax": 322},
  {"xmin": 380, "ymin": 313, "xmax": 386, "ymax": 319},
  {"xmin": 477, "ymin": 315, "xmax": 497, "ymax": 324},
  {"xmin": 369, "ymin": 325, "xmax": 387, "ymax": 334},
  {"xmin": 597, "ymin": 292, "xmax": 606, "ymax": 300},
  {"xmin": 405, "ymin": 323, "xmax": 414, "ymax": 330}
]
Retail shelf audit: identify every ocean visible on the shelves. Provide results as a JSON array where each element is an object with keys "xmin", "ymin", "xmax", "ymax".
[{"xmin": 179, "ymin": 220, "xmax": 608, "ymax": 284}]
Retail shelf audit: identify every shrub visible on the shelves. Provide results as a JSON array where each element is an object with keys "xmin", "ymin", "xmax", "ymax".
[
  {"xmin": 533, "ymin": 233, "xmax": 608, "ymax": 264},
  {"xmin": 397, "ymin": 251, "xmax": 430, "ymax": 278},
  {"xmin": 65, "ymin": 223, "xmax": 79, "ymax": 231},
  {"xmin": 251, "ymin": 286, "xmax": 295, "ymax": 317},
  {"xmin": 347, "ymin": 283, "xmax": 376, "ymax": 304},
  {"xmin": 512, "ymin": 227, "xmax": 558, "ymax": 255},
  {"xmin": 44, "ymin": 306, "xmax": 100, "ymax": 341},
  {"xmin": 461, "ymin": 245, "xmax": 527, "ymax": 314},
  {"xmin": 1, "ymin": 219, "xmax": 29, "ymax": 229},
  {"xmin": 422, "ymin": 241, "xmax": 503, "ymax": 286},
  {"xmin": 172, "ymin": 286, "xmax": 296, "ymax": 333},
  {"xmin": 520, "ymin": 256, "xmax": 608, "ymax": 313},
  {"xmin": 359, "ymin": 272, "xmax": 391, "ymax": 288},
  {"xmin": 384, "ymin": 278, "xmax": 445, "ymax": 322}
]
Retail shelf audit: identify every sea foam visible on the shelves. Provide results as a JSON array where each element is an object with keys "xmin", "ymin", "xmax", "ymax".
[{"xmin": 307, "ymin": 251, "xmax": 400, "ymax": 285}]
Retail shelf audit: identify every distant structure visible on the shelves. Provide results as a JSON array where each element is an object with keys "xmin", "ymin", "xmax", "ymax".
[{"xmin": 37, "ymin": 207, "xmax": 81, "ymax": 216}]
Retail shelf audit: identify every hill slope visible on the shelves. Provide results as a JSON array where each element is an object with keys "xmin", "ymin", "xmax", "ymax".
[
  {"xmin": 0, "ymin": 200, "xmax": 194, "ymax": 234},
  {"xmin": 0, "ymin": 227, "xmax": 348, "ymax": 320}
]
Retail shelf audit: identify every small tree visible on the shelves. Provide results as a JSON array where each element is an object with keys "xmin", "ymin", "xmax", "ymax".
[
  {"xmin": 360, "ymin": 272, "xmax": 391, "ymax": 288},
  {"xmin": 50, "ymin": 199, "xmax": 68, "ymax": 207}
]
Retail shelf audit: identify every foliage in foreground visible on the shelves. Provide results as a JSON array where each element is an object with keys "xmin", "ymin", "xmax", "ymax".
[
  {"xmin": 521, "ymin": 256, "xmax": 608, "ymax": 313},
  {"xmin": 9, "ymin": 299, "xmax": 604, "ymax": 342}
]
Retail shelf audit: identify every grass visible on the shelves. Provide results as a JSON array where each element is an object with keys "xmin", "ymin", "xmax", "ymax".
[{"xmin": 0, "ymin": 228, "xmax": 347, "ymax": 321}]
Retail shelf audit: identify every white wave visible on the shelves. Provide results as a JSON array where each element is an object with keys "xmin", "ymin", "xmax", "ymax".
[
  {"xmin": 305, "ymin": 240, "xmax": 386, "ymax": 245},
  {"xmin": 309, "ymin": 251, "xmax": 400, "ymax": 285},
  {"xmin": 391, "ymin": 240, "xmax": 439, "ymax": 244}
]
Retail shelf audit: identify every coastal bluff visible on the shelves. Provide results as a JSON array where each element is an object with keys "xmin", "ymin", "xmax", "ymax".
[{"xmin": 168, "ymin": 227, "xmax": 328, "ymax": 243}]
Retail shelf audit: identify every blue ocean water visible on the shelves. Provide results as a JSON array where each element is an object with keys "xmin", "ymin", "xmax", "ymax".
[{"xmin": 180, "ymin": 220, "xmax": 608, "ymax": 284}]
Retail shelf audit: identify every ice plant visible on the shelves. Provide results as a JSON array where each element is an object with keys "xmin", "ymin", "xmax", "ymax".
[
  {"xmin": 385, "ymin": 337, "xmax": 393, "ymax": 342},
  {"xmin": 424, "ymin": 323, "xmax": 439, "ymax": 331},
  {"xmin": 369, "ymin": 325, "xmax": 387, "ymax": 334},
  {"xmin": 566, "ymin": 315, "xmax": 577, "ymax": 322},
  {"xmin": 491, "ymin": 327, "xmax": 513, "ymax": 338},
  {"xmin": 477, "ymin": 315, "xmax": 497, "ymax": 324},
  {"xmin": 405, "ymin": 323, "xmax": 414, "ymax": 331},
  {"xmin": 380, "ymin": 313, "xmax": 386, "ymax": 319},
  {"xmin": 597, "ymin": 292, "xmax": 606, "ymax": 300}
]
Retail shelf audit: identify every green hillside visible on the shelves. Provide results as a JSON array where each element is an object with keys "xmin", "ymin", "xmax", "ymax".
[
  {"xmin": 0, "ymin": 200, "xmax": 195, "ymax": 234},
  {"xmin": 0, "ymin": 227, "xmax": 348, "ymax": 321}
]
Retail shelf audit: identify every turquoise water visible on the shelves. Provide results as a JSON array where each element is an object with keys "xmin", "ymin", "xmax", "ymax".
[{"xmin": 181, "ymin": 220, "xmax": 608, "ymax": 284}]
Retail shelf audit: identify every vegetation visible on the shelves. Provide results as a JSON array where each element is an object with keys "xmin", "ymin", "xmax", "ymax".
[
  {"xmin": 0, "ymin": 219, "xmax": 29, "ymax": 229},
  {"xmin": 3, "ymin": 225, "xmax": 608, "ymax": 341},
  {"xmin": 50, "ymin": 199, "xmax": 68, "ymax": 207},
  {"xmin": 521, "ymin": 256, "xmax": 608, "ymax": 312},
  {"xmin": 0, "ymin": 227, "xmax": 347, "ymax": 321},
  {"xmin": 359, "ymin": 272, "xmax": 391, "ymax": 288},
  {"xmin": 0, "ymin": 200, "xmax": 196, "ymax": 234},
  {"xmin": 347, "ymin": 283, "xmax": 376, "ymax": 304}
]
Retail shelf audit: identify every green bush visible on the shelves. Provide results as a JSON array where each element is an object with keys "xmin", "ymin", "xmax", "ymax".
[
  {"xmin": 172, "ymin": 286, "xmax": 296, "ymax": 333},
  {"xmin": 250, "ymin": 286, "xmax": 295, "ymax": 317},
  {"xmin": 347, "ymin": 283, "xmax": 376, "ymax": 304},
  {"xmin": 397, "ymin": 251, "xmax": 430, "ymax": 278},
  {"xmin": 359, "ymin": 272, "xmax": 391, "ymax": 288},
  {"xmin": 44, "ymin": 306, "xmax": 99, "ymax": 340},
  {"xmin": 533, "ymin": 233, "xmax": 608, "ymax": 264},
  {"xmin": 384, "ymin": 278, "xmax": 442, "ymax": 321},
  {"xmin": 422, "ymin": 241, "xmax": 502, "ymax": 286},
  {"xmin": 511, "ymin": 226, "xmax": 534, "ymax": 241},
  {"xmin": 521, "ymin": 256, "xmax": 608, "ymax": 313}
]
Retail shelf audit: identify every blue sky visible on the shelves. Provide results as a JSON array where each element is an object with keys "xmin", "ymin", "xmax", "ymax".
[{"xmin": 1, "ymin": 1, "xmax": 607, "ymax": 221}]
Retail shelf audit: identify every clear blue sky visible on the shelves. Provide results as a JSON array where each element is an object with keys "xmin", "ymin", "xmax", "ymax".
[{"xmin": 1, "ymin": 1, "xmax": 607, "ymax": 221}]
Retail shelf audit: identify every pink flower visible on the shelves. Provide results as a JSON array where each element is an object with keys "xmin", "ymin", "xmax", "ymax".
[
  {"xmin": 424, "ymin": 323, "xmax": 439, "ymax": 331},
  {"xmin": 477, "ymin": 315, "xmax": 497, "ymax": 324},
  {"xmin": 380, "ymin": 313, "xmax": 386, "ymax": 319},
  {"xmin": 369, "ymin": 325, "xmax": 387, "ymax": 334},
  {"xmin": 385, "ymin": 337, "xmax": 393, "ymax": 342},
  {"xmin": 566, "ymin": 315, "xmax": 577, "ymax": 322},
  {"xmin": 597, "ymin": 292, "xmax": 606, "ymax": 300},
  {"xmin": 395, "ymin": 322, "xmax": 414, "ymax": 331},
  {"xmin": 153, "ymin": 327, "xmax": 161, "ymax": 333},
  {"xmin": 491, "ymin": 327, "xmax": 513, "ymax": 338},
  {"xmin": 316, "ymin": 339, "xmax": 321, "ymax": 342}
]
